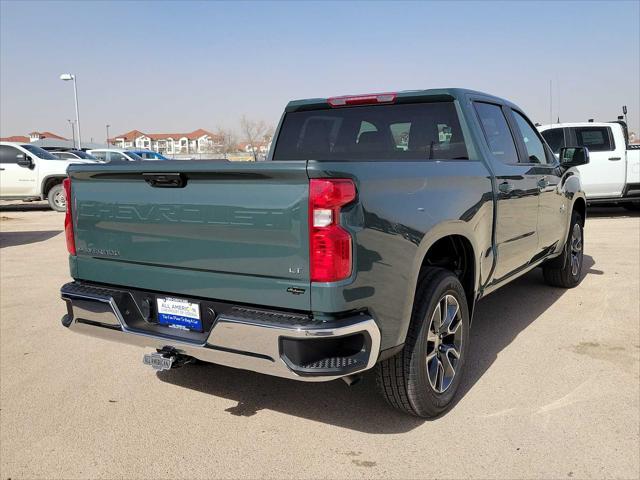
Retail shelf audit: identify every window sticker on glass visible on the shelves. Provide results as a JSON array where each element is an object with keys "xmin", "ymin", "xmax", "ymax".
[
  {"xmin": 438, "ymin": 124, "xmax": 453, "ymax": 143},
  {"xmin": 581, "ymin": 131, "xmax": 604, "ymax": 144}
]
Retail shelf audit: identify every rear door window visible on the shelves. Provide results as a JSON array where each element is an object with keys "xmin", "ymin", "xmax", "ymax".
[
  {"xmin": 474, "ymin": 102, "xmax": 519, "ymax": 164},
  {"xmin": 512, "ymin": 111, "xmax": 549, "ymax": 164},
  {"xmin": 273, "ymin": 102, "xmax": 468, "ymax": 161},
  {"xmin": 541, "ymin": 128, "xmax": 565, "ymax": 154},
  {"xmin": 572, "ymin": 127, "xmax": 614, "ymax": 152}
]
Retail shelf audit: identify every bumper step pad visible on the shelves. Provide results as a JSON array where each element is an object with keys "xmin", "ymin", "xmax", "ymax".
[{"xmin": 301, "ymin": 356, "xmax": 365, "ymax": 370}]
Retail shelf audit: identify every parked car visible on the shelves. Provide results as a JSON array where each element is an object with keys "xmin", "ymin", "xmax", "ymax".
[
  {"xmin": 128, "ymin": 149, "xmax": 169, "ymax": 160},
  {"xmin": 50, "ymin": 149, "xmax": 100, "ymax": 161},
  {"xmin": 60, "ymin": 88, "xmax": 588, "ymax": 417},
  {"xmin": 0, "ymin": 141, "xmax": 97, "ymax": 211},
  {"xmin": 539, "ymin": 121, "xmax": 640, "ymax": 209},
  {"xmin": 87, "ymin": 149, "xmax": 144, "ymax": 162}
]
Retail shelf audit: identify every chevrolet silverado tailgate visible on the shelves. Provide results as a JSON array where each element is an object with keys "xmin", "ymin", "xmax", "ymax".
[{"xmin": 68, "ymin": 161, "xmax": 311, "ymax": 310}]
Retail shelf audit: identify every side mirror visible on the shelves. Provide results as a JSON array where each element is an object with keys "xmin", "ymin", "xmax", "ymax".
[
  {"xmin": 559, "ymin": 146, "xmax": 589, "ymax": 167},
  {"xmin": 16, "ymin": 154, "xmax": 34, "ymax": 169}
]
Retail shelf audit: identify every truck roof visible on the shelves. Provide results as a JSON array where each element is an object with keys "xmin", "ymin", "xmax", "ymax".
[
  {"xmin": 285, "ymin": 88, "xmax": 522, "ymax": 113},
  {"xmin": 538, "ymin": 122, "xmax": 620, "ymax": 130}
]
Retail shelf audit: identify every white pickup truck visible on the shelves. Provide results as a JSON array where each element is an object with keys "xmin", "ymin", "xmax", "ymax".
[
  {"xmin": 538, "ymin": 121, "xmax": 640, "ymax": 209},
  {"xmin": 0, "ymin": 141, "xmax": 98, "ymax": 211}
]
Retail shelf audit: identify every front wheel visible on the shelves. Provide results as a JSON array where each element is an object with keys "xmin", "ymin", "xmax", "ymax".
[
  {"xmin": 47, "ymin": 184, "xmax": 66, "ymax": 212},
  {"xmin": 376, "ymin": 268, "xmax": 470, "ymax": 418},
  {"xmin": 542, "ymin": 210, "xmax": 584, "ymax": 288}
]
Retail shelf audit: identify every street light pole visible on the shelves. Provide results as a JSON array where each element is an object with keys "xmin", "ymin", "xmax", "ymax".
[
  {"xmin": 60, "ymin": 74, "xmax": 82, "ymax": 149},
  {"xmin": 67, "ymin": 119, "xmax": 76, "ymax": 148},
  {"xmin": 106, "ymin": 124, "xmax": 110, "ymax": 147},
  {"xmin": 72, "ymin": 77, "xmax": 81, "ymax": 149}
]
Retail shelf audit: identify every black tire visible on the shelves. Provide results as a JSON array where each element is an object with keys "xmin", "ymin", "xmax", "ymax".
[
  {"xmin": 542, "ymin": 210, "xmax": 584, "ymax": 288},
  {"xmin": 47, "ymin": 183, "xmax": 66, "ymax": 212},
  {"xmin": 623, "ymin": 203, "xmax": 640, "ymax": 212},
  {"xmin": 376, "ymin": 268, "xmax": 470, "ymax": 418}
]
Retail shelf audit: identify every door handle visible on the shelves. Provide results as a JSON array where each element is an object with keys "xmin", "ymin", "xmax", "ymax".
[
  {"xmin": 0, "ymin": 168, "xmax": 5, "ymax": 171},
  {"xmin": 608, "ymin": 157, "xmax": 622, "ymax": 161},
  {"xmin": 537, "ymin": 177, "xmax": 549, "ymax": 190},
  {"xmin": 498, "ymin": 181, "xmax": 513, "ymax": 194}
]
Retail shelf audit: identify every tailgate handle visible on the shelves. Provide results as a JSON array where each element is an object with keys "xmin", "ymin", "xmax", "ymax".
[{"xmin": 143, "ymin": 173, "xmax": 186, "ymax": 188}]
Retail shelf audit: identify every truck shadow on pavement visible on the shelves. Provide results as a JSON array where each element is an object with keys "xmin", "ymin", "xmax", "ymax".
[
  {"xmin": 452, "ymin": 255, "xmax": 599, "ymax": 411},
  {"xmin": 0, "ymin": 230, "xmax": 62, "ymax": 248},
  {"xmin": 157, "ymin": 255, "xmax": 598, "ymax": 433},
  {"xmin": 0, "ymin": 201, "xmax": 51, "ymax": 212},
  {"xmin": 586, "ymin": 206, "xmax": 639, "ymax": 218}
]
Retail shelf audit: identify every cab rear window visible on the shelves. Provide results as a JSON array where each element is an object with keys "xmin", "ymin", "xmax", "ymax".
[
  {"xmin": 572, "ymin": 127, "xmax": 614, "ymax": 152},
  {"xmin": 273, "ymin": 102, "xmax": 468, "ymax": 161}
]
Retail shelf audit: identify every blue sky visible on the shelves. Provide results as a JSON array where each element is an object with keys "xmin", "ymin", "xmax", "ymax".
[{"xmin": 1, "ymin": 0, "xmax": 638, "ymax": 142}]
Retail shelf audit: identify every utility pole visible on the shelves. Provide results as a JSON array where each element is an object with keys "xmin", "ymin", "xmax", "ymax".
[
  {"xmin": 67, "ymin": 119, "xmax": 76, "ymax": 148},
  {"xmin": 549, "ymin": 79, "xmax": 553, "ymax": 125},
  {"xmin": 106, "ymin": 124, "xmax": 110, "ymax": 147}
]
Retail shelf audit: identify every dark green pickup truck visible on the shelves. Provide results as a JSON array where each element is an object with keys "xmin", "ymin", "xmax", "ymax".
[{"xmin": 60, "ymin": 89, "xmax": 589, "ymax": 417}]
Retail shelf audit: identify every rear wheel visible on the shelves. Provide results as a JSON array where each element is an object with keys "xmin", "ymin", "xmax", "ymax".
[
  {"xmin": 376, "ymin": 268, "xmax": 470, "ymax": 418},
  {"xmin": 623, "ymin": 203, "xmax": 640, "ymax": 212},
  {"xmin": 542, "ymin": 210, "xmax": 583, "ymax": 288},
  {"xmin": 47, "ymin": 183, "xmax": 66, "ymax": 212}
]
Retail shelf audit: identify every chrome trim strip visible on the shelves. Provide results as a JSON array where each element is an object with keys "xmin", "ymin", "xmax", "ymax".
[{"xmin": 61, "ymin": 290, "xmax": 381, "ymax": 382}]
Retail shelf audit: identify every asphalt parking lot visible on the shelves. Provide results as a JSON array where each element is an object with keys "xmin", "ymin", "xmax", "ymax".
[{"xmin": 1, "ymin": 201, "xmax": 638, "ymax": 479}]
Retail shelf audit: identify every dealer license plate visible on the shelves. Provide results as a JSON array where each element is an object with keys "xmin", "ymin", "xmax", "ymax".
[{"xmin": 156, "ymin": 297, "xmax": 202, "ymax": 332}]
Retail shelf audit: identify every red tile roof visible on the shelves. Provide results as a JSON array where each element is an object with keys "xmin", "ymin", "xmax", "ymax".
[
  {"xmin": 0, "ymin": 135, "xmax": 30, "ymax": 142},
  {"xmin": 112, "ymin": 129, "xmax": 222, "ymax": 142},
  {"xmin": 110, "ymin": 129, "xmax": 146, "ymax": 141},
  {"xmin": 29, "ymin": 131, "xmax": 68, "ymax": 140}
]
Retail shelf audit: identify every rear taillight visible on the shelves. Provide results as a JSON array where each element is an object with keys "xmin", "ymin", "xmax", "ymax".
[
  {"xmin": 327, "ymin": 92, "xmax": 397, "ymax": 108},
  {"xmin": 63, "ymin": 177, "xmax": 76, "ymax": 255},
  {"xmin": 309, "ymin": 179, "xmax": 356, "ymax": 282}
]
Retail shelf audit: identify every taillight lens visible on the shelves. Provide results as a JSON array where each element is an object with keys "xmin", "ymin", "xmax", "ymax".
[
  {"xmin": 328, "ymin": 92, "xmax": 397, "ymax": 108},
  {"xmin": 63, "ymin": 177, "xmax": 76, "ymax": 255},
  {"xmin": 309, "ymin": 179, "xmax": 356, "ymax": 282}
]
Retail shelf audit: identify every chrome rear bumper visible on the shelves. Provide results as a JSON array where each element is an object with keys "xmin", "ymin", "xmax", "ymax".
[{"xmin": 61, "ymin": 282, "xmax": 380, "ymax": 382}]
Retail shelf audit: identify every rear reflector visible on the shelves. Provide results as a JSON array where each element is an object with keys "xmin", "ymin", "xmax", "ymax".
[
  {"xmin": 328, "ymin": 92, "xmax": 397, "ymax": 108},
  {"xmin": 309, "ymin": 179, "xmax": 356, "ymax": 282},
  {"xmin": 62, "ymin": 177, "xmax": 76, "ymax": 255}
]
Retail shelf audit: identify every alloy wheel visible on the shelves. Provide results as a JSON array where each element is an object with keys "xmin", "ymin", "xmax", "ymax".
[
  {"xmin": 54, "ymin": 189, "xmax": 66, "ymax": 210},
  {"xmin": 425, "ymin": 294, "xmax": 463, "ymax": 393},
  {"xmin": 570, "ymin": 223, "xmax": 582, "ymax": 277}
]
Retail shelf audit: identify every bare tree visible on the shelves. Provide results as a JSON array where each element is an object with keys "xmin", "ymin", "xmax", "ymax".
[
  {"xmin": 215, "ymin": 127, "xmax": 237, "ymax": 156},
  {"xmin": 240, "ymin": 115, "xmax": 273, "ymax": 161}
]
